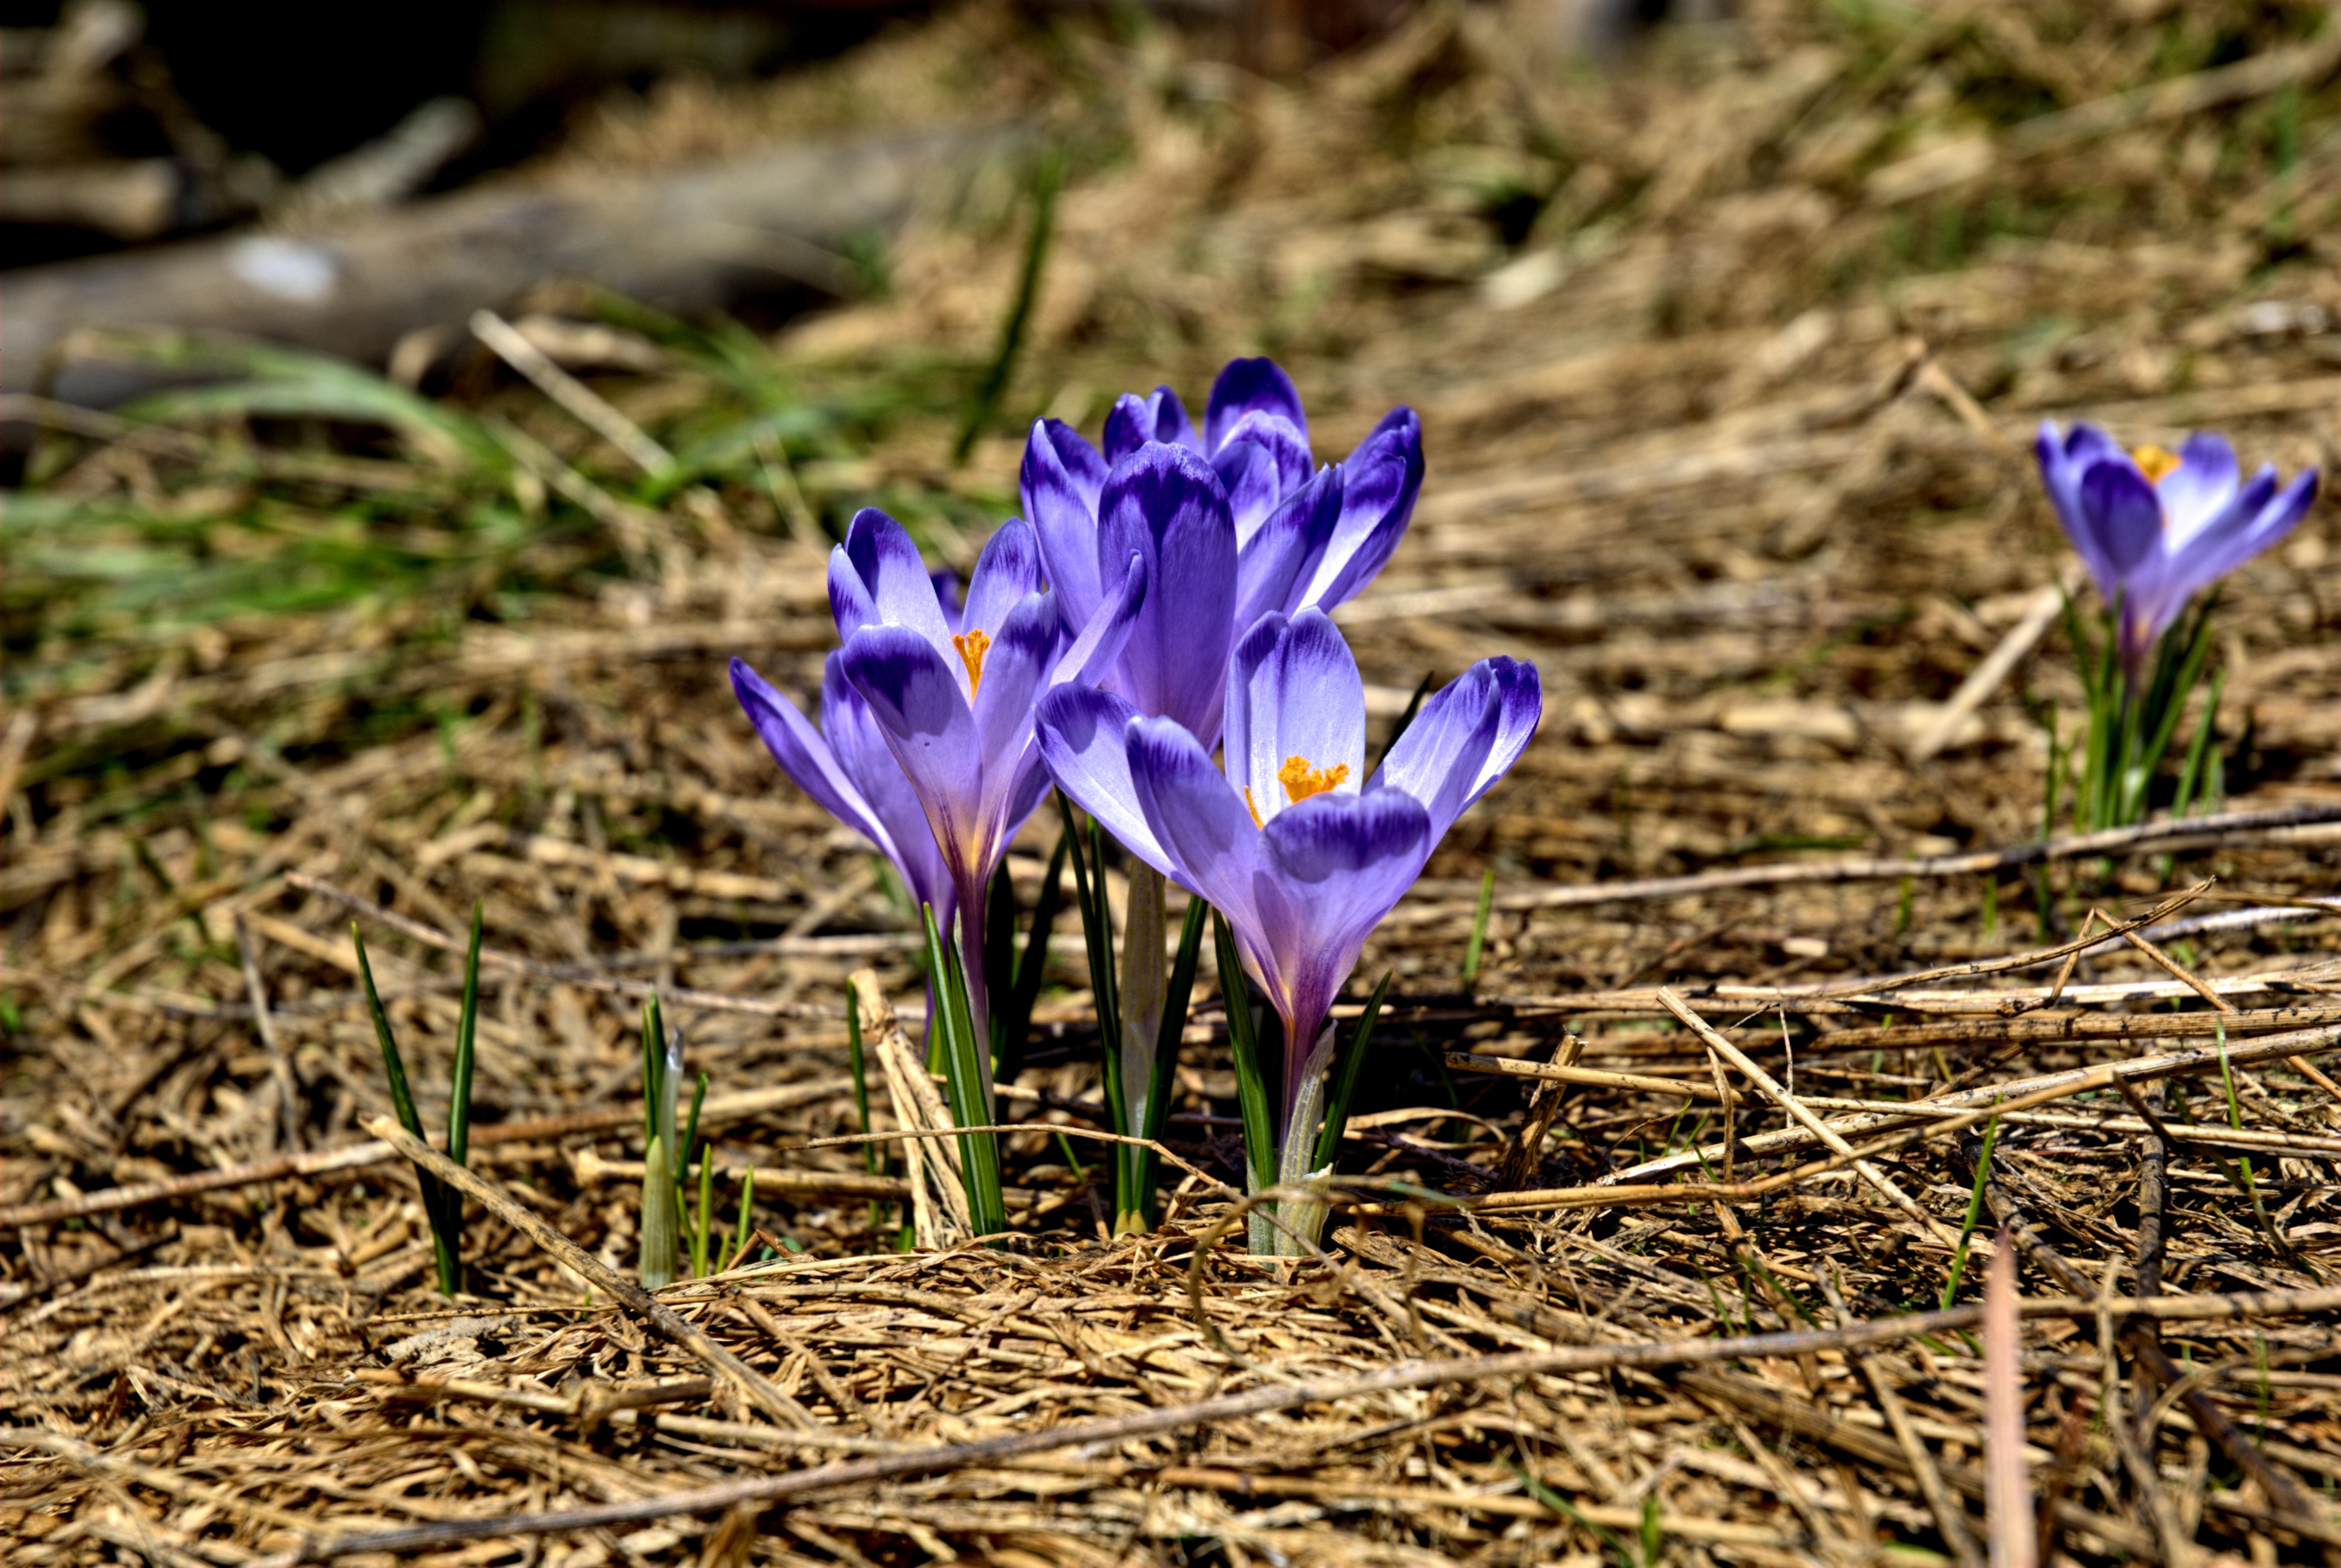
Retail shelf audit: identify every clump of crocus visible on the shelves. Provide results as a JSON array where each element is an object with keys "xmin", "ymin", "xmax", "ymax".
[
  {"xmin": 2037, "ymin": 423, "xmax": 2319, "ymax": 829},
  {"xmin": 1019, "ymin": 358, "xmax": 1425, "ymax": 1231},
  {"xmin": 1040, "ymin": 608, "xmax": 1540, "ymax": 1253}
]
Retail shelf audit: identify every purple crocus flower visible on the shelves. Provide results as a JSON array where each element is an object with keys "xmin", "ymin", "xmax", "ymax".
[
  {"xmin": 1020, "ymin": 358, "xmax": 1425, "ymax": 739},
  {"xmin": 734, "ymin": 508, "xmax": 1145, "ymax": 1077},
  {"xmin": 2038, "ymin": 422, "xmax": 2319, "ymax": 673},
  {"xmin": 1037, "ymin": 607, "xmax": 1540, "ymax": 1216}
]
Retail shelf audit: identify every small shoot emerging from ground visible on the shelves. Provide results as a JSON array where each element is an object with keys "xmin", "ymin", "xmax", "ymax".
[
  {"xmin": 1941, "ymin": 1114, "xmax": 2001, "ymax": 1308},
  {"xmin": 1462, "ymin": 868, "xmax": 1495, "ymax": 989},
  {"xmin": 352, "ymin": 901, "xmax": 486, "ymax": 1297}
]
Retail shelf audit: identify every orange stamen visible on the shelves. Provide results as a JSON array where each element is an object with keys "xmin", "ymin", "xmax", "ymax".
[
  {"xmin": 2131, "ymin": 444, "xmax": 2183, "ymax": 483},
  {"xmin": 1245, "ymin": 786, "xmax": 1264, "ymax": 829},
  {"xmin": 952, "ymin": 628, "xmax": 991, "ymax": 695},
  {"xmin": 1277, "ymin": 755, "xmax": 1349, "ymax": 804}
]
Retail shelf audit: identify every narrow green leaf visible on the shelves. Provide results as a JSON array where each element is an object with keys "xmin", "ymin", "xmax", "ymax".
[
  {"xmin": 733, "ymin": 1166, "xmax": 757, "ymax": 1267},
  {"xmin": 447, "ymin": 901, "xmax": 483, "ymax": 1168},
  {"xmin": 354, "ymin": 922, "xmax": 459, "ymax": 1296},
  {"xmin": 1461, "ymin": 870, "xmax": 1495, "ymax": 987},
  {"xmin": 1214, "ymin": 911, "xmax": 1277, "ymax": 1201},
  {"xmin": 692, "ymin": 1142, "xmax": 717, "ymax": 1278},
  {"xmin": 1313, "ymin": 970, "xmax": 1393, "ymax": 1174},
  {"xmin": 923, "ymin": 902, "xmax": 1006, "ymax": 1238}
]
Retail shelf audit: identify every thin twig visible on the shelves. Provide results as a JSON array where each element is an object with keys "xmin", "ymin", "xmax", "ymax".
[{"xmin": 361, "ymin": 1115, "xmax": 811, "ymax": 1430}]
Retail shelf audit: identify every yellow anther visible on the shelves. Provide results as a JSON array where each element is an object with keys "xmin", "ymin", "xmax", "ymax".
[
  {"xmin": 2131, "ymin": 444, "xmax": 2183, "ymax": 483},
  {"xmin": 1245, "ymin": 786, "xmax": 1264, "ymax": 829},
  {"xmin": 1278, "ymin": 755, "xmax": 1349, "ymax": 804},
  {"xmin": 952, "ymin": 628, "xmax": 991, "ymax": 695}
]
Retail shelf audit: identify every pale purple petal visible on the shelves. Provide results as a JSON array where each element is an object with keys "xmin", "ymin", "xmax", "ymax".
[
  {"xmin": 2158, "ymin": 431, "xmax": 2240, "ymax": 545},
  {"xmin": 960, "ymin": 518, "xmax": 1045, "ymax": 638},
  {"xmin": 2172, "ymin": 466, "xmax": 2318, "ymax": 603},
  {"xmin": 731, "ymin": 656, "xmax": 894, "ymax": 856},
  {"xmin": 970, "ymin": 590, "xmax": 1058, "ymax": 789},
  {"xmin": 1127, "ymin": 714, "xmax": 1259, "ymax": 918},
  {"xmin": 1104, "ymin": 386, "xmax": 1201, "ymax": 463},
  {"xmin": 1222, "ymin": 613, "xmax": 1283, "ymax": 819},
  {"xmin": 2074, "ymin": 459, "xmax": 2165, "ymax": 598},
  {"xmin": 1234, "ymin": 608, "xmax": 1364, "ymax": 825},
  {"xmin": 1214, "ymin": 441, "xmax": 1283, "ymax": 545},
  {"xmin": 842, "ymin": 509, "xmax": 955, "ymax": 657},
  {"xmin": 1098, "ymin": 442, "xmax": 1238, "ymax": 743},
  {"xmin": 1234, "ymin": 468, "xmax": 1343, "ymax": 630},
  {"xmin": 1214, "ymin": 411, "xmax": 1312, "ymax": 508},
  {"xmin": 1251, "ymin": 790, "xmax": 1433, "ymax": 1093},
  {"xmin": 1295, "ymin": 408, "xmax": 1422, "ymax": 611},
  {"xmin": 1373, "ymin": 657, "xmax": 1541, "ymax": 842},
  {"xmin": 1206, "ymin": 358, "xmax": 1308, "ymax": 454},
  {"xmin": 1050, "ymin": 550, "xmax": 1147, "ymax": 689},
  {"xmin": 827, "ymin": 544, "xmax": 876, "ymax": 641},
  {"xmin": 839, "ymin": 625, "xmax": 984, "ymax": 878},
  {"xmin": 1021, "ymin": 419, "xmax": 1108, "ymax": 629},
  {"xmin": 1035, "ymin": 686, "xmax": 1170, "ymax": 871},
  {"xmin": 818, "ymin": 658, "xmax": 956, "ymax": 922}
]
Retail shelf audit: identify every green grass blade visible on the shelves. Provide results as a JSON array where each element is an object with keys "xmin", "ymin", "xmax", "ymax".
[
  {"xmin": 640, "ymin": 996, "xmax": 666, "ymax": 1147},
  {"xmin": 1214, "ymin": 911, "xmax": 1277, "ymax": 1202},
  {"xmin": 1008, "ymin": 830, "xmax": 1073, "ymax": 1038},
  {"xmin": 354, "ymin": 923, "xmax": 459, "ymax": 1296},
  {"xmin": 923, "ymin": 903, "xmax": 1007, "ymax": 1238},
  {"xmin": 692, "ymin": 1142, "xmax": 716, "ymax": 1278},
  {"xmin": 733, "ymin": 1166, "xmax": 757, "ymax": 1267},
  {"xmin": 1941, "ymin": 1115, "xmax": 1999, "ymax": 1308},
  {"xmin": 954, "ymin": 148, "xmax": 1064, "ymax": 463},
  {"xmin": 447, "ymin": 901, "xmax": 483, "ymax": 1168},
  {"xmin": 1312, "ymin": 970, "xmax": 1393, "ymax": 1174},
  {"xmin": 1462, "ymin": 870, "xmax": 1496, "ymax": 987},
  {"xmin": 1060, "ymin": 796, "xmax": 1127, "ymax": 1141}
]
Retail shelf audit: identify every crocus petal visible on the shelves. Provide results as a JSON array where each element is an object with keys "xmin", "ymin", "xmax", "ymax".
[
  {"xmin": 960, "ymin": 517, "xmax": 1046, "ymax": 640},
  {"xmin": 1214, "ymin": 441, "xmax": 1284, "ymax": 545},
  {"xmin": 1214, "ymin": 411, "xmax": 1313, "ymax": 505},
  {"xmin": 1051, "ymin": 550, "xmax": 1147, "ymax": 689},
  {"xmin": 1374, "ymin": 657, "xmax": 1543, "ymax": 843},
  {"xmin": 1035, "ymin": 686, "xmax": 1171, "ymax": 870},
  {"xmin": 839, "ymin": 625, "xmax": 984, "ymax": 875},
  {"xmin": 841, "ymin": 509, "xmax": 956, "ymax": 657},
  {"xmin": 827, "ymin": 545, "xmax": 877, "ymax": 641},
  {"xmin": 1206, "ymin": 358, "xmax": 1308, "ymax": 454},
  {"xmin": 818, "ymin": 657, "xmax": 957, "ymax": 921},
  {"xmin": 2175, "ymin": 465, "xmax": 2318, "ymax": 598},
  {"xmin": 731, "ymin": 656, "xmax": 897, "ymax": 859},
  {"xmin": 1234, "ymin": 467, "xmax": 1343, "ymax": 631},
  {"xmin": 1021, "ymin": 419, "xmax": 1109, "ymax": 629},
  {"xmin": 1127, "ymin": 714, "xmax": 1260, "ymax": 918},
  {"xmin": 1098, "ymin": 442, "xmax": 1238, "ymax": 743},
  {"xmin": 1295, "ymin": 408, "xmax": 1423, "ymax": 612},
  {"xmin": 1250, "ymin": 789, "xmax": 1433, "ymax": 1074},
  {"xmin": 1104, "ymin": 386, "xmax": 1202, "ymax": 463},
  {"xmin": 2159, "ymin": 431, "xmax": 2240, "ymax": 545},
  {"xmin": 1229, "ymin": 608, "xmax": 1364, "ymax": 823},
  {"xmin": 2074, "ymin": 458, "xmax": 2165, "ymax": 589},
  {"xmin": 970, "ymin": 590, "xmax": 1059, "ymax": 788}
]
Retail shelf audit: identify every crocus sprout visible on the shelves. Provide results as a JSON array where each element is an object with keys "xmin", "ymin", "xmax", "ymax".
[{"xmin": 1039, "ymin": 608, "xmax": 1540, "ymax": 1251}]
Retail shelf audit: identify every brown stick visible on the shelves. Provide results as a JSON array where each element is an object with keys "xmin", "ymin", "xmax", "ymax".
[
  {"xmin": 1445, "ymin": 807, "xmax": 2341, "ymax": 913},
  {"xmin": 228, "ymin": 1278, "xmax": 2341, "ymax": 1564},
  {"xmin": 361, "ymin": 1115, "xmax": 810, "ymax": 1430}
]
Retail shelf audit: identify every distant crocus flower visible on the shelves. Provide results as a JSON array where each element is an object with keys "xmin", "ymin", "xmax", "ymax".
[
  {"xmin": 2038, "ymin": 422, "xmax": 2319, "ymax": 673},
  {"xmin": 1037, "ymin": 608, "xmax": 1539, "ymax": 1192},
  {"xmin": 1020, "ymin": 358, "xmax": 1424, "ymax": 722},
  {"xmin": 828, "ymin": 511, "xmax": 1145, "ymax": 1054}
]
